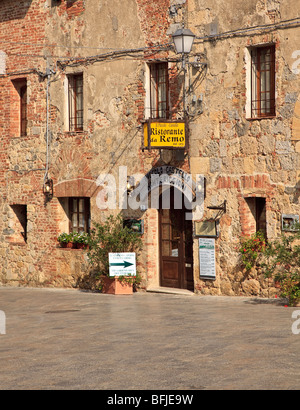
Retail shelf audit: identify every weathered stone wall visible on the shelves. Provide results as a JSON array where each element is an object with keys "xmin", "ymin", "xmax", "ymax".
[
  {"xmin": 0, "ymin": 0, "xmax": 299, "ymax": 297},
  {"xmin": 188, "ymin": 0, "xmax": 300, "ymax": 296},
  {"xmin": 0, "ymin": 0, "xmax": 186, "ymax": 290},
  {"xmin": 0, "ymin": 0, "xmax": 48, "ymax": 287}
]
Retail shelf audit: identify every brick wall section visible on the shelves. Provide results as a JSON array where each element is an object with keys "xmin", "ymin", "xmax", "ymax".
[
  {"xmin": 136, "ymin": 0, "xmax": 171, "ymax": 47},
  {"xmin": 56, "ymin": 0, "xmax": 85, "ymax": 19},
  {"xmin": 0, "ymin": 0, "xmax": 47, "ymax": 192},
  {"xmin": 0, "ymin": 1, "xmax": 52, "ymax": 286}
]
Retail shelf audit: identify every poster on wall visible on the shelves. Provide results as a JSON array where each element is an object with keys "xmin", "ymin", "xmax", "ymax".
[{"xmin": 199, "ymin": 238, "xmax": 216, "ymax": 280}]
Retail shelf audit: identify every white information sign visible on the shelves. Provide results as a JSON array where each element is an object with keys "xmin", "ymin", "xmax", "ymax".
[
  {"xmin": 199, "ymin": 238, "xmax": 216, "ymax": 280},
  {"xmin": 109, "ymin": 252, "xmax": 136, "ymax": 277}
]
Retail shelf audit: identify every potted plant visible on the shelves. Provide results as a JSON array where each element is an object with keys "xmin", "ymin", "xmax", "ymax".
[
  {"xmin": 72, "ymin": 232, "xmax": 89, "ymax": 249},
  {"xmin": 87, "ymin": 214, "xmax": 143, "ymax": 294},
  {"xmin": 57, "ymin": 232, "xmax": 73, "ymax": 248}
]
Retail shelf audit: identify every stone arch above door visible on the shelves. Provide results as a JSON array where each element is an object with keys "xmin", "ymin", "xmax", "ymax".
[{"xmin": 134, "ymin": 165, "xmax": 204, "ymax": 219}]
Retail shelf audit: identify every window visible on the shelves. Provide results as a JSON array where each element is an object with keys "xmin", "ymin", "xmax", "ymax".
[
  {"xmin": 20, "ymin": 84, "xmax": 27, "ymax": 136},
  {"xmin": 12, "ymin": 79, "xmax": 27, "ymax": 136},
  {"xmin": 69, "ymin": 197, "xmax": 90, "ymax": 233},
  {"xmin": 149, "ymin": 62, "xmax": 169, "ymax": 119},
  {"xmin": 68, "ymin": 73, "xmax": 83, "ymax": 131},
  {"xmin": 245, "ymin": 197, "xmax": 267, "ymax": 238},
  {"xmin": 250, "ymin": 45, "xmax": 275, "ymax": 118},
  {"xmin": 0, "ymin": 50, "xmax": 7, "ymax": 75},
  {"xmin": 9, "ymin": 205, "xmax": 27, "ymax": 243}
]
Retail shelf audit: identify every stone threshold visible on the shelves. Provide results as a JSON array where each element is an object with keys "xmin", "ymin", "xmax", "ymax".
[{"xmin": 146, "ymin": 286, "xmax": 195, "ymax": 296}]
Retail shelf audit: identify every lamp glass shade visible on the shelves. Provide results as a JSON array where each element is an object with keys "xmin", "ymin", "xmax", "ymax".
[{"xmin": 173, "ymin": 28, "xmax": 195, "ymax": 54}]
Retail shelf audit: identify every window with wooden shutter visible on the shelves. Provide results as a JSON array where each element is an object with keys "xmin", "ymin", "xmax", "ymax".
[
  {"xmin": 68, "ymin": 73, "xmax": 83, "ymax": 131},
  {"xmin": 69, "ymin": 197, "xmax": 90, "ymax": 233},
  {"xmin": 149, "ymin": 62, "xmax": 169, "ymax": 119},
  {"xmin": 251, "ymin": 45, "xmax": 275, "ymax": 118}
]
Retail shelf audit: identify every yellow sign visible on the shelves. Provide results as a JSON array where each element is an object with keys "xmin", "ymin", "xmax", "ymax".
[{"xmin": 144, "ymin": 121, "xmax": 186, "ymax": 149}]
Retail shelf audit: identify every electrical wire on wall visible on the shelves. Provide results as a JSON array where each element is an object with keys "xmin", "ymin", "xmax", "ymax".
[
  {"xmin": 0, "ymin": 16, "xmax": 300, "ymax": 63},
  {"xmin": 2, "ymin": 15, "xmax": 300, "ymax": 188},
  {"xmin": 1, "ymin": 16, "xmax": 300, "ymax": 74}
]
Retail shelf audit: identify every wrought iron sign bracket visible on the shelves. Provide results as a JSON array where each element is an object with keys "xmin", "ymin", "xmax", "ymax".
[{"xmin": 207, "ymin": 200, "xmax": 227, "ymax": 214}]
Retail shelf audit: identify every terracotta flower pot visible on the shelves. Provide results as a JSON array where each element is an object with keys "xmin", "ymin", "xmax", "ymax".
[
  {"xmin": 76, "ymin": 243, "xmax": 85, "ymax": 249},
  {"xmin": 101, "ymin": 276, "xmax": 133, "ymax": 295}
]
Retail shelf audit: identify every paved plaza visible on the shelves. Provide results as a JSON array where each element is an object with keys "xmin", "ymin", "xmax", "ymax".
[{"xmin": 0, "ymin": 287, "xmax": 299, "ymax": 390}]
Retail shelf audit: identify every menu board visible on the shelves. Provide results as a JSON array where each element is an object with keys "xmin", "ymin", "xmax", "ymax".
[{"xmin": 199, "ymin": 238, "xmax": 216, "ymax": 280}]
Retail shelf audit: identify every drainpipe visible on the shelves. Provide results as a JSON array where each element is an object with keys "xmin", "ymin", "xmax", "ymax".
[{"xmin": 43, "ymin": 62, "xmax": 55, "ymax": 193}]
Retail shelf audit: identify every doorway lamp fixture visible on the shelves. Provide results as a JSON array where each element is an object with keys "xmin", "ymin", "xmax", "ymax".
[
  {"xmin": 126, "ymin": 176, "xmax": 136, "ymax": 196},
  {"xmin": 43, "ymin": 177, "xmax": 53, "ymax": 197}
]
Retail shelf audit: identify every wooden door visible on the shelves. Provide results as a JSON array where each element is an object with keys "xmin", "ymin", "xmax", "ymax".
[{"xmin": 159, "ymin": 191, "xmax": 194, "ymax": 290}]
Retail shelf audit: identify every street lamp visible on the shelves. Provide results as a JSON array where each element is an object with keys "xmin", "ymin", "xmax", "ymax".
[
  {"xmin": 172, "ymin": 28, "xmax": 196, "ymax": 116},
  {"xmin": 172, "ymin": 28, "xmax": 195, "ymax": 58}
]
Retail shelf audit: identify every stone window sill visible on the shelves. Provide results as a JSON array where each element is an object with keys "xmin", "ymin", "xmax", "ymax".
[{"xmin": 246, "ymin": 116, "xmax": 276, "ymax": 121}]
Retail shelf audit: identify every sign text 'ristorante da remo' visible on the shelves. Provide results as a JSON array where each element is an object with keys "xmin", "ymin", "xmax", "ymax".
[{"xmin": 144, "ymin": 120, "xmax": 187, "ymax": 149}]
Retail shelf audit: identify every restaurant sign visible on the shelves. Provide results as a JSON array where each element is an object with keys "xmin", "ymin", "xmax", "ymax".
[{"xmin": 143, "ymin": 120, "xmax": 187, "ymax": 149}]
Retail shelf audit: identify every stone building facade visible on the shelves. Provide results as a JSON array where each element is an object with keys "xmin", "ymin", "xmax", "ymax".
[{"xmin": 0, "ymin": 0, "xmax": 300, "ymax": 297}]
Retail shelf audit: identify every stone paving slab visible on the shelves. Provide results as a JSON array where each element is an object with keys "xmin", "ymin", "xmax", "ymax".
[{"xmin": 0, "ymin": 287, "xmax": 299, "ymax": 390}]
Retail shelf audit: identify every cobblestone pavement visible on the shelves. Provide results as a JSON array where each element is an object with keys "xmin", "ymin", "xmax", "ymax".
[{"xmin": 0, "ymin": 287, "xmax": 299, "ymax": 390}]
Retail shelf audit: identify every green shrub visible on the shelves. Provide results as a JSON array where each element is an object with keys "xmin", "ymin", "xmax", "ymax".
[{"xmin": 87, "ymin": 214, "xmax": 143, "ymax": 278}]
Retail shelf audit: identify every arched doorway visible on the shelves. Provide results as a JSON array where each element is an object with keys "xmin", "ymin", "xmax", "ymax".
[{"xmin": 159, "ymin": 187, "xmax": 194, "ymax": 291}]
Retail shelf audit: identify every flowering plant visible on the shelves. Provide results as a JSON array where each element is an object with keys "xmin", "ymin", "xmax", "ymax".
[
  {"xmin": 238, "ymin": 231, "xmax": 266, "ymax": 271},
  {"xmin": 57, "ymin": 232, "xmax": 72, "ymax": 243},
  {"xmin": 262, "ymin": 225, "xmax": 300, "ymax": 306},
  {"xmin": 238, "ymin": 226, "xmax": 300, "ymax": 305},
  {"xmin": 57, "ymin": 232, "xmax": 89, "ymax": 248},
  {"xmin": 72, "ymin": 232, "xmax": 89, "ymax": 245}
]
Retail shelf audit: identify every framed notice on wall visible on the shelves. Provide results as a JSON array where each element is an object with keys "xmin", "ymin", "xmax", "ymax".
[
  {"xmin": 194, "ymin": 220, "xmax": 217, "ymax": 237},
  {"xmin": 199, "ymin": 238, "xmax": 216, "ymax": 280}
]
